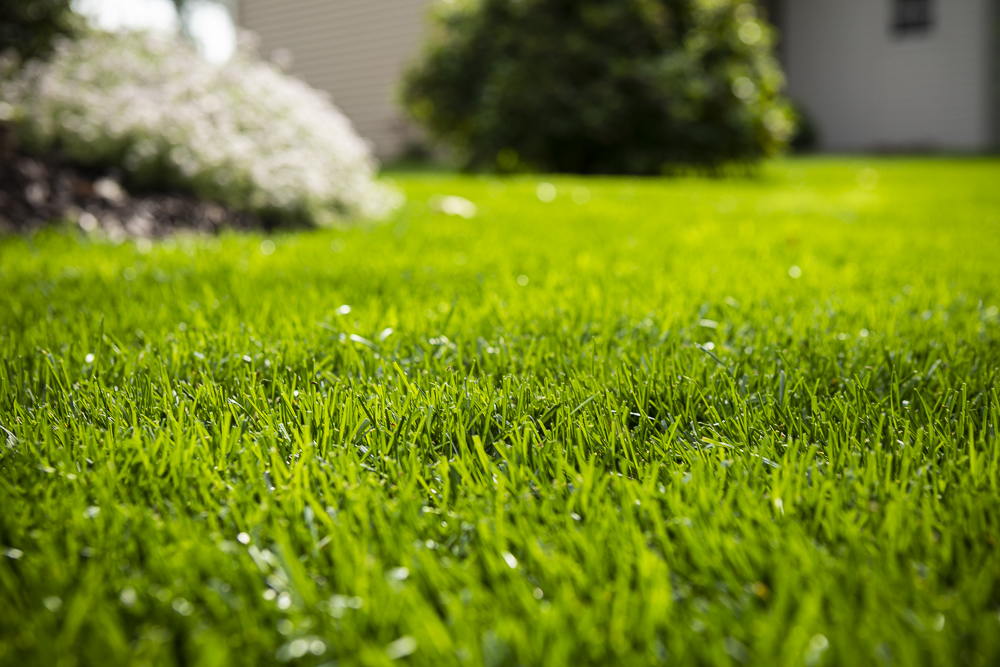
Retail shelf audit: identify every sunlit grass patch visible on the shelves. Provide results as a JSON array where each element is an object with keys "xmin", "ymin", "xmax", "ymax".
[{"xmin": 1, "ymin": 158, "xmax": 998, "ymax": 666}]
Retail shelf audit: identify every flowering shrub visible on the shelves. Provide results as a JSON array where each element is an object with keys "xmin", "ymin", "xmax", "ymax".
[{"xmin": 0, "ymin": 29, "xmax": 401, "ymax": 225}]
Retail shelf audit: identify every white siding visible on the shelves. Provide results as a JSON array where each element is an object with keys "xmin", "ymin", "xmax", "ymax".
[
  {"xmin": 783, "ymin": 0, "xmax": 993, "ymax": 151},
  {"xmin": 237, "ymin": 0, "xmax": 434, "ymax": 158}
]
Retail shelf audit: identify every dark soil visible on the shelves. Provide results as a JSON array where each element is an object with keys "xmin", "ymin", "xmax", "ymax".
[{"xmin": 0, "ymin": 122, "xmax": 264, "ymax": 238}]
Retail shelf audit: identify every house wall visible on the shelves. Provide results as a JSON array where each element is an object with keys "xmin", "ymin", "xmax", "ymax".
[
  {"xmin": 991, "ymin": 0, "xmax": 1000, "ymax": 149},
  {"xmin": 782, "ymin": 0, "xmax": 994, "ymax": 151},
  {"xmin": 236, "ymin": 0, "xmax": 433, "ymax": 158},
  {"xmin": 236, "ymin": 0, "xmax": 996, "ymax": 157}
]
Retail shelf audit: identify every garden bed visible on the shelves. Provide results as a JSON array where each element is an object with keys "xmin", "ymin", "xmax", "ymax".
[{"xmin": 0, "ymin": 126, "xmax": 263, "ymax": 237}]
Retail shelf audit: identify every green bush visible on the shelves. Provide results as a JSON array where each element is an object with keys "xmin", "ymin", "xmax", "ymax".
[{"xmin": 403, "ymin": 0, "xmax": 795, "ymax": 174}]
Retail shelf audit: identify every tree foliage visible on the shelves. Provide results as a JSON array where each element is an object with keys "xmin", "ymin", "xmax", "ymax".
[
  {"xmin": 403, "ymin": 0, "xmax": 795, "ymax": 173},
  {"xmin": 0, "ymin": 0, "xmax": 80, "ymax": 64}
]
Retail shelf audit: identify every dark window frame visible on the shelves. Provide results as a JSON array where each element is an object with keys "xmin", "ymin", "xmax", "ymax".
[{"xmin": 892, "ymin": 0, "xmax": 933, "ymax": 35}]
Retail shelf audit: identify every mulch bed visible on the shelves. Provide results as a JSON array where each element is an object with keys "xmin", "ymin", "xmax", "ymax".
[{"xmin": 0, "ymin": 122, "xmax": 264, "ymax": 238}]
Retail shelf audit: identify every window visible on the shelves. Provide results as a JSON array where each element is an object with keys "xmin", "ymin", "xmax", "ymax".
[{"xmin": 893, "ymin": 0, "xmax": 933, "ymax": 34}]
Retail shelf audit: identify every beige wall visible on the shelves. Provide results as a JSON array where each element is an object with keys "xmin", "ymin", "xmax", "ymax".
[
  {"xmin": 783, "ymin": 0, "xmax": 994, "ymax": 151},
  {"xmin": 237, "ymin": 0, "xmax": 433, "ymax": 158}
]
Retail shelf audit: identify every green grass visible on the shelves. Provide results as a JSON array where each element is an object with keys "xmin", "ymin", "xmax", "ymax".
[{"xmin": 1, "ymin": 158, "xmax": 999, "ymax": 667}]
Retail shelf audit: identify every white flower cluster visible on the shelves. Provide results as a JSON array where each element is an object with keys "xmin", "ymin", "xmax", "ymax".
[{"xmin": 0, "ymin": 30, "xmax": 402, "ymax": 225}]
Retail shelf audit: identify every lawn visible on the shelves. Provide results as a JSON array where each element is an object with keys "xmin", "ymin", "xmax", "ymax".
[{"xmin": 1, "ymin": 158, "xmax": 998, "ymax": 666}]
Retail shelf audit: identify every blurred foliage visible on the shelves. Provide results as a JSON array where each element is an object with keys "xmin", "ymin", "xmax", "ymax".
[
  {"xmin": 2, "ymin": 30, "xmax": 400, "ymax": 225},
  {"xmin": 170, "ymin": 0, "xmax": 225, "ymax": 38},
  {"xmin": 0, "ymin": 0, "xmax": 80, "ymax": 65},
  {"xmin": 789, "ymin": 100, "xmax": 820, "ymax": 153},
  {"xmin": 403, "ymin": 0, "xmax": 795, "ymax": 174}
]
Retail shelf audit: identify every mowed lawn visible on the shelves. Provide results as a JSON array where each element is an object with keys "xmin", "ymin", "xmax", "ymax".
[{"xmin": 1, "ymin": 159, "xmax": 998, "ymax": 666}]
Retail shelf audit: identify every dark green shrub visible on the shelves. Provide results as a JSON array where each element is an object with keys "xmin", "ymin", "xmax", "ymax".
[
  {"xmin": 403, "ymin": 0, "xmax": 794, "ymax": 174},
  {"xmin": 789, "ymin": 100, "xmax": 820, "ymax": 153}
]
